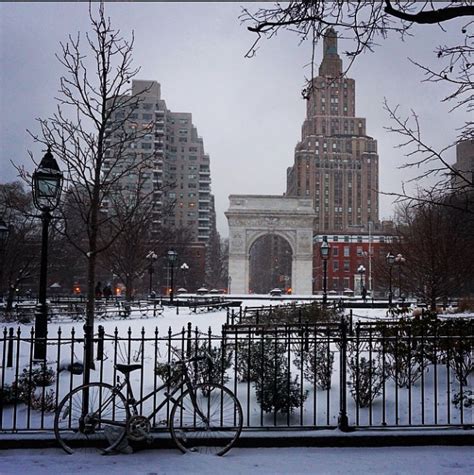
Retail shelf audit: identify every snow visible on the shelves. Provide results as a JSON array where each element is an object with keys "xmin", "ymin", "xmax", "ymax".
[
  {"xmin": 1, "ymin": 446, "xmax": 473, "ymax": 474},
  {"xmin": 1, "ymin": 299, "xmax": 473, "ymax": 432}
]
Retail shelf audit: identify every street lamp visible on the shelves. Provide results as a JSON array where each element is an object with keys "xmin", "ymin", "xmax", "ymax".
[
  {"xmin": 357, "ymin": 265, "xmax": 366, "ymax": 296},
  {"xmin": 386, "ymin": 252, "xmax": 396, "ymax": 307},
  {"xmin": 146, "ymin": 251, "xmax": 158, "ymax": 297},
  {"xmin": 167, "ymin": 249, "xmax": 178, "ymax": 304},
  {"xmin": 31, "ymin": 147, "xmax": 63, "ymax": 360},
  {"xmin": 320, "ymin": 236, "xmax": 331, "ymax": 306},
  {"xmin": 180, "ymin": 262, "xmax": 189, "ymax": 289},
  {"xmin": 395, "ymin": 253, "xmax": 406, "ymax": 299}
]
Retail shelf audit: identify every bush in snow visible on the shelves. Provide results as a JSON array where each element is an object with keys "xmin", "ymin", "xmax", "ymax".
[
  {"xmin": 293, "ymin": 340, "xmax": 334, "ymax": 390},
  {"xmin": 452, "ymin": 390, "xmax": 473, "ymax": 409},
  {"xmin": 244, "ymin": 337, "xmax": 308, "ymax": 414},
  {"xmin": 348, "ymin": 356, "xmax": 385, "ymax": 408}
]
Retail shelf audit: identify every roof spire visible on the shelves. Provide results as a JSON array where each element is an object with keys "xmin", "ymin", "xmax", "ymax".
[{"xmin": 319, "ymin": 28, "xmax": 342, "ymax": 77}]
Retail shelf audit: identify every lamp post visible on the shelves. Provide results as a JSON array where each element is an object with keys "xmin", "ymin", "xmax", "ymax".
[
  {"xmin": 146, "ymin": 251, "xmax": 158, "ymax": 297},
  {"xmin": 386, "ymin": 252, "xmax": 395, "ymax": 307},
  {"xmin": 357, "ymin": 265, "xmax": 366, "ymax": 296},
  {"xmin": 180, "ymin": 262, "xmax": 189, "ymax": 289},
  {"xmin": 31, "ymin": 147, "xmax": 63, "ymax": 360},
  {"xmin": 320, "ymin": 236, "xmax": 331, "ymax": 306},
  {"xmin": 167, "ymin": 249, "xmax": 178, "ymax": 304},
  {"xmin": 395, "ymin": 253, "xmax": 406, "ymax": 299}
]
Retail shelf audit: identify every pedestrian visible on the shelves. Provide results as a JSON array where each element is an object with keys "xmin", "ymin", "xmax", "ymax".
[{"xmin": 361, "ymin": 286, "xmax": 367, "ymax": 302}]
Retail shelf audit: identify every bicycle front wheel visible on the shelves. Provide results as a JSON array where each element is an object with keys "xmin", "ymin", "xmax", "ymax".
[
  {"xmin": 170, "ymin": 383, "xmax": 243, "ymax": 456},
  {"xmin": 54, "ymin": 382, "xmax": 130, "ymax": 454}
]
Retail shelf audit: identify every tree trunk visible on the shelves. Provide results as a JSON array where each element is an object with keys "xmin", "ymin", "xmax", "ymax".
[{"xmin": 6, "ymin": 284, "xmax": 15, "ymax": 312}]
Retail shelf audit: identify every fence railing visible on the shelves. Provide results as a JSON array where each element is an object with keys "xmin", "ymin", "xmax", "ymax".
[{"xmin": 1, "ymin": 318, "xmax": 472, "ymax": 433}]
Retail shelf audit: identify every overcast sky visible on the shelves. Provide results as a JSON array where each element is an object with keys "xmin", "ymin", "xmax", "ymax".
[{"xmin": 0, "ymin": 2, "xmax": 467, "ymax": 236}]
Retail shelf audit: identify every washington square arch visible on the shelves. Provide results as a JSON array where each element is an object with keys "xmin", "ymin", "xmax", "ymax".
[{"xmin": 225, "ymin": 195, "xmax": 315, "ymax": 295}]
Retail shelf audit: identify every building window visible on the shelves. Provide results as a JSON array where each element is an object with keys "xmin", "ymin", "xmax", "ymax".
[
  {"xmin": 343, "ymin": 260, "xmax": 350, "ymax": 271},
  {"xmin": 333, "ymin": 261, "xmax": 339, "ymax": 272},
  {"xmin": 332, "ymin": 247, "xmax": 339, "ymax": 257},
  {"xmin": 343, "ymin": 246, "xmax": 350, "ymax": 257}
]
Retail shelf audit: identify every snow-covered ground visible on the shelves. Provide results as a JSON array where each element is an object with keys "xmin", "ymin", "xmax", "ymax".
[
  {"xmin": 1, "ymin": 445, "xmax": 474, "ymax": 474},
  {"xmin": 1, "ymin": 299, "xmax": 472, "ymax": 432}
]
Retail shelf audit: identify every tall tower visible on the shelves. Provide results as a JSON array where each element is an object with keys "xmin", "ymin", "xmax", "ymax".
[
  {"xmin": 286, "ymin": 28, "xmax": 379, "ymax": 233},
  {"xmin": 104, "ymin": 80, "xmax": 216, "ymax": 244}
]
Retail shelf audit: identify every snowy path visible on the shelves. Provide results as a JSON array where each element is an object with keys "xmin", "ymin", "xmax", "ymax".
[{"xmin": 1, "ymin": 446, "xmax": 473, "ymax": 475}]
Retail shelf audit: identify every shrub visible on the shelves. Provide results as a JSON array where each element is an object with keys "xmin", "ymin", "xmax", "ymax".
[
  {"xmin": 293, "ymin": 341, "xmax": 334, "ymax": 390},
  {"xmin": 255, "ymin": 371, "xmax": 307, "ymax": 414},
  {"xmin": 378, "ymin": 318, "xmax": 432, "ymax": 388},
  {"xmin": 437, "ymin": 320, "xmax": 473, "ymax": 386},
  {"xmin": 1, "ymin": 364, "xmax": 57, "ymax": 409},
  {"xmin": 452, "ymin": 390, "xmax": 473, "ymax": 409},
  {"xmin": 157, "ymin": 343, "xmax": 232, "ymax": 387},
  {"xmin": 348, "ymin": 356, "xmax": 385, "ymax": 408},
  {"xmin": 29, "ymin": 389, "xmax": 56, "ymax": 412},
  {"xmin": 0, "ymin": 383, "xmax": 18, "ymax": 405},
  {"xmin": 154, "ymin": 361, "xmax": 185, "ymax": 387},
  {"xmin": 240, "ymin": 337, "xmax": 308, "ymax": 414},
  {"xmin": 235, "ymin": 338, "xmax": 287, "ymax": 383}
]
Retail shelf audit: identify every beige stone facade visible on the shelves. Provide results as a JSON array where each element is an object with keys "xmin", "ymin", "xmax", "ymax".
[
  {"xmin": 225, "ymin": 195, "xmax": 315, "ymax": 295},
  {"xmin": 286, "ymin": 29, "xmax": 379, "ymax": 234}
]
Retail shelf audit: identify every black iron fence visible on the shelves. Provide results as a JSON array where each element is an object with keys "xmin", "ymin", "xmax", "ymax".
[{"xmin": 1, "ymin": 317, "xmax": 473, "ymax": 433}]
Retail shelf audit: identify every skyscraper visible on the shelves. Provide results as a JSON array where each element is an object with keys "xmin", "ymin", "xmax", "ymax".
[
  {"xmin": 104, "ymin": 80, "xmax": 215, "ymax": 244},
  {"xmin": 286, "ymin": 29, "xmax": 379, "ymax": 233},
  {"xmin": 452, "ymin": 139, "xmax": 474, "ymax": 191}
]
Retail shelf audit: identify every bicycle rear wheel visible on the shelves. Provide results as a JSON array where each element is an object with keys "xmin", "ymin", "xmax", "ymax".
[
  {"xmin": 170, "ymin": 383, "xmax": 243, "ymax": 456},
  {"xmin": 54, "ymin": 382, "xmax": 129, "ymax": 454}
]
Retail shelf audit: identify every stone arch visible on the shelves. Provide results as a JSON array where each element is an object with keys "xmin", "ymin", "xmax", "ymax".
[
  {"xmin": 246, "ymin": 229, "xmax": 296, "ymax": 256},
  {"xmin": 225, "ymin": 195, "xmax": 315, "ymax": 295},
  {"xmin": 248, "ymin": 232, "xmax": 294, "ymax": 294}
]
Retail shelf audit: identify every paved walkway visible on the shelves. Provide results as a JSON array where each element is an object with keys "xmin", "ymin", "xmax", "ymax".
[{"xmin": 1, "ymin": 446, "xmax": 474, "ymax": 474}]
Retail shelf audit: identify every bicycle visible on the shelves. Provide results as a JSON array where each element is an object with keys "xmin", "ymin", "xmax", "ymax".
[{"xmin": 54, "ymin": 349, "xmax": 243, "ymax": 456}]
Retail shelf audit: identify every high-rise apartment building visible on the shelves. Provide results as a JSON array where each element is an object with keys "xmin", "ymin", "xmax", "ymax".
[
  {"xmin": 104, "ymin": 80, "xmax": 215, "ymax": 244},
  {"xmin": 452, "ymin": 139, "xmax": 474, "ymax": 191},
  {"xmin": 286, "ymin": 29, "xmax": 379, "ymax": 233}
]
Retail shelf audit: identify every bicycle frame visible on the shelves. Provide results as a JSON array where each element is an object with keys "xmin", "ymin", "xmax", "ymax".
[{"xmin": 109, "ymin": 360, "xmax": 208, "ymax": 428}]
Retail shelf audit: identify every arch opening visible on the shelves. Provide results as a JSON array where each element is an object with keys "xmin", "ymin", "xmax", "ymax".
[{"xmin": 248, "ymin": 234, "xmax": 293, "ymax": 294}]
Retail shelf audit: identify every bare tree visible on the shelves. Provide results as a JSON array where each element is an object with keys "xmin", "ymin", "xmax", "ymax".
[
  {"xmin": 383, "ymin": 100, "xmax": 474, "ymax": 215},
  {"xmin": 394, "ymin": 199, "xmax": 474, "ymax": 309},
  {"xmin": 23, "ymin": 3, "xmax": 156, "ymax": 373},
  {"xmin": 98, "ymin": 195, "xmax": 176, "ymax": 301},
  {"xmin": 0, "ymin": 182, "xmax": 39, "ymax": 312}
]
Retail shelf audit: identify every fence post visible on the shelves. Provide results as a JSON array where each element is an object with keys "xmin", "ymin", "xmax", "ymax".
[
  {"xmin": 7, "ymin": 327, "xmax": 14, "ymax": 368},
  {"xmin": 338, "ymin": 317, "xmax": 350, "ymax": 431},
  {"xmin": 186, "ymin": 322, "xmax": 192, "ymax": 357},
  {"xmin": 96, "ymin": 325, "xmax": 104, "ymax": 361}
]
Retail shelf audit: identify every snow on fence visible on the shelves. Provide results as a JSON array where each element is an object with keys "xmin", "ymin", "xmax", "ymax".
[{"xmin": 1, "ymin": 317, "xmax": 472, "ymax": 433}]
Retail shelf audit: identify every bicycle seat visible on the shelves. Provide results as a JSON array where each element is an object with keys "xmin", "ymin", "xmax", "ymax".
[{"xmin": 115, "ymin": 363, "xmax": 142, "ymax": 374}]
